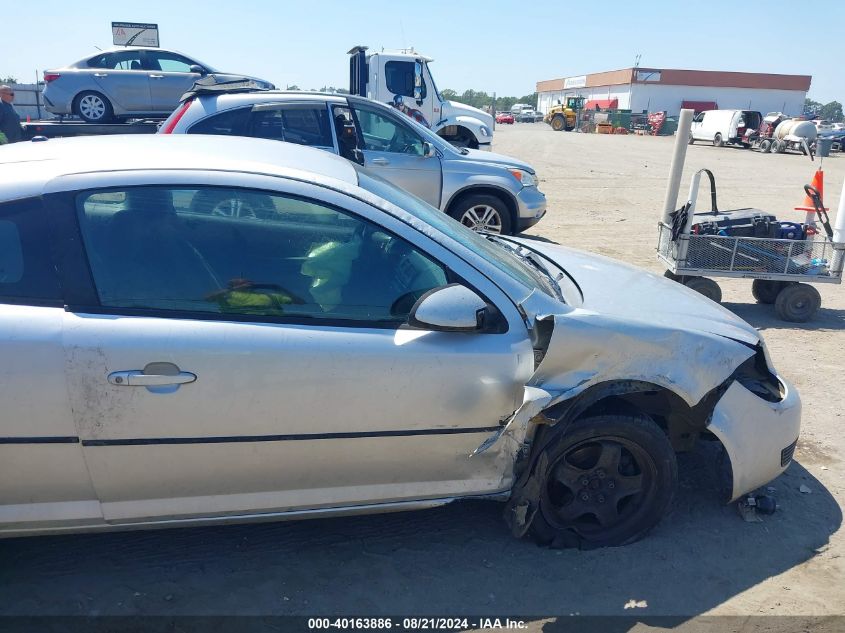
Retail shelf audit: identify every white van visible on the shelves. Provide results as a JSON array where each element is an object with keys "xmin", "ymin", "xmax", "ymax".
[
  {"xmin": 510, "ymin": 103, "xmax": 533, "ymax": 115},
  {"xmin": 689, "ymin": 109, "xmax": 763, "ymax": 148}
]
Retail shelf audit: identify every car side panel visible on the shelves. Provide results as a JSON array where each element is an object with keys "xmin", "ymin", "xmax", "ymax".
[{"xmin": 0, "ymin": 306, "xmax": 102, "ymax": 533}]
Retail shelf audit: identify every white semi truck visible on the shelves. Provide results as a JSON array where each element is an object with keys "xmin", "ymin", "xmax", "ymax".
[{"xmin": 348, "ymin": 46, "xmax": 494, "ymax": 150}]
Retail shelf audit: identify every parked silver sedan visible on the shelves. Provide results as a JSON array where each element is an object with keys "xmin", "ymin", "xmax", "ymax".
[
  {"xmin": 161, "ymin": 91, "xmax": 546, "ymax": 234},
  {"xmin": 42, "ymin": 47, "xmax": 274, "ymax": 123},
  {"xmin": 0, "ymin": 135, "xmax": 799, "ymax": 547}
]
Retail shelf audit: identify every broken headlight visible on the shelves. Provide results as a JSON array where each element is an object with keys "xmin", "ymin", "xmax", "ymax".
[{"xmin": 734, "ymin": 345, "xmax": 783, "ymax": 402}]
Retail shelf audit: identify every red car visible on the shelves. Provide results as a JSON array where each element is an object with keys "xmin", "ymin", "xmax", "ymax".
[{"xmin": 495, "ymin": 112, "xmax": 514, "ymax": 124}]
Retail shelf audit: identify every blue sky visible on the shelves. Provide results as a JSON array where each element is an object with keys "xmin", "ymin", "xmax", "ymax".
[{"xmin": 3, "ymin": 0, "xmax": 842, "ymax": 102}]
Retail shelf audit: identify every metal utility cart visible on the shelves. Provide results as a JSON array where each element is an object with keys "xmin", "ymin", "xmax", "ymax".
[{"xmin": 658, "ymin": 169, "xmax": 844, "ymax": 322}]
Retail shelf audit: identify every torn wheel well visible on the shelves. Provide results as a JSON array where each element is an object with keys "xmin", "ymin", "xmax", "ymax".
[{"xmin": 543, "ymin": 381, "xmax": 714, "ymax": 452}]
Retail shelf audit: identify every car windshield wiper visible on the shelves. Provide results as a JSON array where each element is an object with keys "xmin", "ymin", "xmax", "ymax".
[{"xmin": 487, "ymin": 236, "xmax": 564, "ymax": 302}]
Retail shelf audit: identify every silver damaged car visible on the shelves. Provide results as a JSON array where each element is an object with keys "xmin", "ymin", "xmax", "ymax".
[{"xmin": 0, "ymin": 135, "xmax": 799, "ymax": 547}]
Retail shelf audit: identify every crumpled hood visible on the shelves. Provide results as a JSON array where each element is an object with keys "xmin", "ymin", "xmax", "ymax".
[
  {"xmin": 509, "ymin": 237, "xmax": 761, "ymax": 346},
  {"xmin": 457, "ymin": 149, "xmax": 535, "ymax": 174}
]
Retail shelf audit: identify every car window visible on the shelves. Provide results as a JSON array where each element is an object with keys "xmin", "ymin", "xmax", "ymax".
[
  {"xmin": 356, "ymin": 171, "xmax": 558, "ymax": 299},
  {"xmin": 87, "ymin": 51, "xmax": 145, "ymax": 71},
  {"xmin": 147, "ymin": 52, "xmax": 196, "ymax": 73},
  {"xmin": 76, "ymin": 186, "xmax": 448, "ymax": 323},
  {"xmin": 249, "ymin": 105, "xmax": 334, "ymax": 149},
  {"xmin": 188, "ymin": 107, "xmax": 252, "ymax": 136},
  {"xmin": 352, "ymin": 105, "xmax": 424, "ymax": 156},
  {"xmin": 385, "ymin": 61, "xmax": 426, "ymax": 99},
  {"xmin": 0, "ymin": 198, "xmax": 62, "ymax": 305}
]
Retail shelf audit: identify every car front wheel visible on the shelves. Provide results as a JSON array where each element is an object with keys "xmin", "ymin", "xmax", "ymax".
[
  {"xmin": 449, "ymin": 193, "xmax": 512, "ymax": 234},
  {"xmin": 530, "ymin": 414, "xmax": 677, "ymax": 548}
]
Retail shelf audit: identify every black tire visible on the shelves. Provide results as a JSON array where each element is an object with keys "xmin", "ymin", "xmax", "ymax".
[
  {"xmin": 751, "ymin": 279, "xmax": 785, "ymax": 304},
  {"xmin": 74, "ymin": 91, "xmax": 114, "ymax": 123},
  {"xmin": 190, "ymin": 189, "xmax": 276, "ymax": 219},
  {"xmin": 529, "ymin": 414, "xmax": 677, "ymax": 548},
  {"xmin": 551, "ymin": 115, "xmax": 566, "ymax": 132},
  {"xmin": 448, "ymin": 193, "xmax": 512, "ymax": 234},
  {"xmin": 759, "ymin": 139, "xmax": 772, "ymax": 153},
  {"xmin": 663, "ymin": 269, "xmax": 685, "ymax": 282},
  {"xmin": 774, "ymin": 283, "xmax": 821, "ymax": 322},
  {"xmin": 713, "ymin": 132, "xmax": 724, "ymax": 147},
  {"xmin": 684, "ymin": 276, "xmax": 722, "ymax": 302}
]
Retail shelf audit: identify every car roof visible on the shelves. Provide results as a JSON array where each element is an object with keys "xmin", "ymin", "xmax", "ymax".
[
  {"xmin": 0, "ymin": 135, "xmax": 359, "ymax": 200},
  {"xmin": 191, "ymin": 90, "xmax": 353, "ymax": 107},
  {"xmin": 83, "ymin": 46, "xmax": 191, "ymax": 57},
  {"xmin": 68, "ymin": 46, "xmax": 202, "ymax": 68}
]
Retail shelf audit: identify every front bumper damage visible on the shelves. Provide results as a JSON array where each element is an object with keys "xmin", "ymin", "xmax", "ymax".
[
  {"xmin": 707, "ymin": 376, "xmax": 801, "ymax": 501},
  {"xmin": 473, "ymin": 311, "xmax": 801, "ymax": 538}
]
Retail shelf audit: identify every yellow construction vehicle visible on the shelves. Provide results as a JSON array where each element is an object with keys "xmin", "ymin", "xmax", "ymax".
[{"xmin": 544, "ymin": 96, "xmax": 584, "ymax": 131}]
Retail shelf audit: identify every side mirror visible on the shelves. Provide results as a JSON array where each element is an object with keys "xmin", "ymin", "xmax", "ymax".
[
  {"xmin": 409, "ymin": 284, "xmax": 490, "ymax": 332},
  {"xmin": 422, "ymin": 141, "xmax": 436, "ymax": 158},
  {"xmin": 189, "ymin": 65, "xmax": 207, "ymax": 76}
]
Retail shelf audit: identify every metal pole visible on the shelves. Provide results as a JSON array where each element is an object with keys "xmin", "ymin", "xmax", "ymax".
[
  {"xmin": 34, "ymin": 69, "xmax": 41, "ymax": 120},
  {"xmin": 661, "ymin": 108, "xmax": 694, "ymax": 224}
]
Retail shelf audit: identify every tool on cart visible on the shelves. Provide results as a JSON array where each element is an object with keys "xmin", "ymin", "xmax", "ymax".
[
  {"xmin": 805, "ymin": 185, "xmax": 833, "ymax": 239},
  {"xmin": 657, "ymin": 109, "xmax": 844, "ymax": 323}
]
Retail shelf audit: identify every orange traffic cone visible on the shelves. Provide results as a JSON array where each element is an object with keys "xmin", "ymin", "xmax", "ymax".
[{"xmin": 795, "ymin": 169, "xmax": 828, "ymax": 212}]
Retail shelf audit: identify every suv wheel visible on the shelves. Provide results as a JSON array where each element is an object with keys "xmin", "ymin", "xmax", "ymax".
[{"xmin": 449, "ymin": 193, "xmax": 512, "ymax": 234}]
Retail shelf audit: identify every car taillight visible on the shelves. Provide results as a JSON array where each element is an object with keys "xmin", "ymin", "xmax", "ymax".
[
  {"xmin": 43, "ymin": 72, "xmax": 61, "ymax": 82},
  {"xmin": 160, "ymin": 99, "xmax": 193, "ymax": 134}
]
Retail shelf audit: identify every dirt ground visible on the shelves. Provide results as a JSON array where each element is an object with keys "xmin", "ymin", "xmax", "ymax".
[{"xmin": 1, "ymin": 125, "xmax": 843, "ymax": 629}]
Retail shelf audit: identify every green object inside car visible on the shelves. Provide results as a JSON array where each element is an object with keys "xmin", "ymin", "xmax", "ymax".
[{"xmin": 209, "ymin": 280, "xmax": 297, "ymax": 316}]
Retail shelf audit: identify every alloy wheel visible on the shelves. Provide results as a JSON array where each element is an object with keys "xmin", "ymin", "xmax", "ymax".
[{"xmin": 460, "ymin": 204, "xmax": 504, "ymax": 233}]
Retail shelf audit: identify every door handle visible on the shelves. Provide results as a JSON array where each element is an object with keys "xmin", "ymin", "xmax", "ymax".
[
  {"xmin": 148, "ymin": 74, "xmax": 164, "ymax": 79},
  {"xmin": 109, "ymin": 363, "xmax": 197, "ymax": 387},
  {"xmin": 93, "ymin": 73, "xmax": 108, "ymax": 77},
  {"xmin": 371, "ymin": 157, "xmax": 389, "ymax": 165}
]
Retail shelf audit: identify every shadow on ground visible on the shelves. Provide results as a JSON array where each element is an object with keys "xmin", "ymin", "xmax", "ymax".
[
  {"xmin": 0, "ymin": 443, "xmax": 839, "ymax": 625},
  {"xmin": 721, "ymin": 302, "xmax": 845, "ymax": 332}
]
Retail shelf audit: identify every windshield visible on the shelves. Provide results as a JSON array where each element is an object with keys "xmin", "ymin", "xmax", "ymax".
[
  {"xmin": 355, "ymin": 169, "xmax": 558, "ymax": 299},
  {"xmin": 426, "ymin": 62, "xmax": 442, "ymax": 102}
]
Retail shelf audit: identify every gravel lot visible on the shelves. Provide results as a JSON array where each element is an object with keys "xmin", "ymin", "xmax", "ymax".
[{"xmin": 1, "ymin": 125, "xmax": 843, "ymax": 629}]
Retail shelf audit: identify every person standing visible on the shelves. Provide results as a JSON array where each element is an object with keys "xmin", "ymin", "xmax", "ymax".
[{"xmin": 0, "ymin": 85, "xmax": 23, "ymax": 144}]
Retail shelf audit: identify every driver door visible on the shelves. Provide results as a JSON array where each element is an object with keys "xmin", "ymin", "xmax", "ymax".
[
  {"xmin": 351, "ymin": 103, "xmax": 442, "ymax": 207},
  {"xmin": 57, "ymin": 180, "xmax": 525, "ymax": 524}
]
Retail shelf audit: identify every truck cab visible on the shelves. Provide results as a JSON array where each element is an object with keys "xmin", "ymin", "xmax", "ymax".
[{"xmin": 349, "ymin": 46, "xmax": 494, "ymax": 150}]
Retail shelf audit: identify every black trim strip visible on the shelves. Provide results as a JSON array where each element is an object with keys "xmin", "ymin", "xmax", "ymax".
[
  {"xmin": 81, "ymin": 426, "xmax": 501, "ymax": 447},
  {"xmin": 0, "ymin": 436, "xmax": 79, "ymax": 444}
]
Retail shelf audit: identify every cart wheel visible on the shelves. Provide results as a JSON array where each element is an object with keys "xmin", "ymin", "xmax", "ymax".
[
  {"xmin": 684, "ymin": 277, "xmax": 722, "ymax": 302},
  {"xmin": 663, "ymin": 270, "xmax": 685, "ymax": 282},
  {"xmin": 774, "ymin": 283, "xmax": 821, "ymax": 322},
  {"xmin": 751, "ymin": 279, "xmax": 786, "ymax": 304}
]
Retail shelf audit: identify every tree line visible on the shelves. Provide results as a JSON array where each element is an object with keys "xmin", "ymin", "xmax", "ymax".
[
  {"xmin": 804, "ymin": 99, "xmax": 843, "ymax": 122},
  {"xmin": 440, "ymin": 89, "xmax": 537, "ymax": 111}
]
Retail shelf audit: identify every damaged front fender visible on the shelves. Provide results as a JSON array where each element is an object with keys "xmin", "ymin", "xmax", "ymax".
[{"xmin": 475, "ymin": 310, "xmax": 756, "ymax": 457}]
